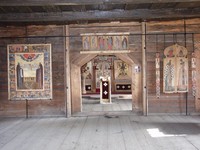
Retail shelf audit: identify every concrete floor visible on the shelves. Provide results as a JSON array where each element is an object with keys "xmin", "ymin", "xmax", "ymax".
[{"xmin": 0, "ymin": 115, "xmax": 200, "ymax": 150}]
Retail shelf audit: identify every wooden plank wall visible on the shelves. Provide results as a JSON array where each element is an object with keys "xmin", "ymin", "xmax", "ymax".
[
  {"xmin": 69, "ymin": 19, "xmax": 200, "ymax": 114},
  {"xmin": 0, "ymin": 19, "xmax": 200, "ymax": 117},
  {"xmin": 146, "ymin": 19, "xmax": 199, "ymax": 114},
  {"xmin": 194, "ymin": 33, "xmax": 200, "ymax": 112},
  {"xmin": 0, "ymin": 25, "xmax": 66, "ymax": 117}
]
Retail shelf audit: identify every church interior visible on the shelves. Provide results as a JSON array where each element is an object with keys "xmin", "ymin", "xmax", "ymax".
[{"xmin": 0, "ymin": 1, "xmax": 200, "ymax": 149}]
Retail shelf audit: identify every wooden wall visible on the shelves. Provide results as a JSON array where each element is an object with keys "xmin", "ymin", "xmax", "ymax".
[
  {"xmin": 0, "ymin": 25, "xmax": 66, "ymax": 117},
  {"xmin": 68, "ymin": 19, "xmax": 200, "ymax": 114},
  {"xmin": 194, "ymin": 34, "xmax": 200, "ymax": 112},
  {"xmin": 0, "ymin": 19, "xmax": 200, "ymax": 117},
  {"xmin": 146, "ymin": 19, "xmax": 200, "ymax": 114}
]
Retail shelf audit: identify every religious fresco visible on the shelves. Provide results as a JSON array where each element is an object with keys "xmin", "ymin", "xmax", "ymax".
[
  {"xmin": 81, "ymin": 62, "xmax": 92, "ymax": 80},
  {"xmin": 82, "ymin": 36, "xmax": 90, "ymax": 50},
  {"xmin": 95, "ymin": 62, "xmax": 111, "ymax": 89},
  {"xmin": 93, "ymin": 56, "xmax": 112, "ymax": 89},
  {"xmin": 81, "ymin": 33, "xmax": 129, "ymax": 51},
  {"xmin": 90, "ymin": 36, "xmax": 98, "ymax": 50},
  {"xmin": 7, "ymin": 44, "xmax": 52, "ymax": 100},
  {"xmin": 80, "ymin": 55, "xmax": 132, "ymax": 93},
  {"xmin": 163, "ymin": 44, "xmax": 188, "ymax": 93},
  {"xmin": 114, "ymin": 60, "xmax": 131, "ymax": 79},
  {"xmin": 163, "ymin": 58, "xmax": 176, "ymax": 92}
]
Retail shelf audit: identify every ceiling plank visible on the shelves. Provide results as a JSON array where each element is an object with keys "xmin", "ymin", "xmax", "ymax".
[
  {"xmin": 0, "ymin": 0, "xmax": 199, "ymax": 6},
  {"xmin": 0, "ymin": 8, "xmax": 199, "ymax": 24}
]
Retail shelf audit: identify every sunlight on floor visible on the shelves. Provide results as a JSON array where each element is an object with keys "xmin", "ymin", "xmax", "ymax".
[{"xmin": 147, "ymin": 128, "xmax": 186, "ymax": 138}]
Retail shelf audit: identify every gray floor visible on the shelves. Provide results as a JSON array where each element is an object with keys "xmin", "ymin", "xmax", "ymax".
[
  {"xmin": 82, "ymin": 98, "xmax": 132, "ymax": 112},
  {"xmin": 82, "ymin": 94, "xmax": 132, "ymax": 113},
  {"xmin": 0, "ymin": 115, "xmax": 200, "ymax": 150}
]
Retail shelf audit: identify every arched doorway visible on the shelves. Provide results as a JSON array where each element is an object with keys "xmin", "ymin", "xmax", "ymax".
[
  {"xmin": 70, "ymin": 53, "xmax": 140, "ymax": 115},
  {"xmin": 81, "ymin": 55, "xmax": 133, "ymax": 114}
]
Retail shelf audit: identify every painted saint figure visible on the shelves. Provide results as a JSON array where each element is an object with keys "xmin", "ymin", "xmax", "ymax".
[
  {"xmin": 177, "ymin": 59, "xmax": 187, "ymax": 91},
  {"xmin": 164, "ymin": 59, "xmax": 174, "ymax": 91},
  {"xmin": 122, "ymin": 37, "xmax": 128, "ymax": 49},
  {"xmin": 107, "ymin": 36, "xmax": 113, "ymax": 50},
  {"xmin": 83, "ymin": 37, "xmax": 89, "ymax": 50},
  {"xmin": 91, "ymin": 36, "xmax": 97, "ymax": 50},
  {"xmin": 36, "ymin": 63, "xmax": 43, "ymax": 89},
  {"xmin": 16, "ymin": 63, "xmax": 24, "ymax": 89},
  {"xmin": 98, "ymin": 37, "xmax": 105, "ymax": 50},
  {"xmin": 114, "ymin": 36, "xmax": 120, "ymax": 49}
]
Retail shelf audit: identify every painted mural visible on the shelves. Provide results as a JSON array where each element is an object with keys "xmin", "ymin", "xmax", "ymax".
[
  {"xmin": 81, "ymin": 62, "xmax": 92, "ymax": 80},
  {"xmin": 114, "ymin": 60, "xmax": 131, "ymax": 79},
  {"xmin": 8, "ymin": 44, "xmax": 52, "ymax": 100},
  {"xmin": 163, "ymin": 44, "xmax": 188, "ymax": 93},
  {"xmin": 94, "ymin": 57, "xmax": 112, "ymax": 89},
  {"xmin": 81, "ymin": 33, "xmax": 129, "ymax": 51},
  {"xmin": 81, "ymin": 55, "xmax": 132, "ymax": 93}
]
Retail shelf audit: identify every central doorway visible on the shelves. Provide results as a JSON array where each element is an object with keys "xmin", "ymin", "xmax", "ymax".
[{"xmin": 81, "ymin": 55, "xmax": 133, "ymax": 114}]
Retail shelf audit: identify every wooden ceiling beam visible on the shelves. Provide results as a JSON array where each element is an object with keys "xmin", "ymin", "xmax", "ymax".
[
  {"xmin": 0, "ymin": 0, "xmax": 199, "ymax": 6},
  {"xmin": 0, "ymin": 8, "xmax": 199, "ymax": 23}
]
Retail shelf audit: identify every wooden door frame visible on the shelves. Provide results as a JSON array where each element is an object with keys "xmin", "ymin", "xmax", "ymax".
[{"xmin": 69, "ymin": 53, "xmax": 138, "ymax": 115}]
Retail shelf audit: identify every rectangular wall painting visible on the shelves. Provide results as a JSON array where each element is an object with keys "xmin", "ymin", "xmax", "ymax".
[{"xmin": 7, "ymin": 44, "xmax": 52, "ymax": 100}]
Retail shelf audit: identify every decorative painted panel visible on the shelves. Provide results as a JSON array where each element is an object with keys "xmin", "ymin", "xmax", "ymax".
[
  {"xmin": 163, "ymin": 58, "xmax": 176, "ymax": 92},
  {"xmin": 163, "ymin": 44, "xmax": 188, "ymax": 93},
  {"xmin": 81, "ymin": 62, "xmax": 92, "ymax": 80},
  {"xmin": 155, "ymin": 52, "xmax": 160, "ymax": 98},
  {"xmin": 191, "ymin": 52, "xmax": 196, "ymax": 96},
  {"xmin": 96, "ymin": 62, "xmax": 111, "ymax": 89},
  {"xmin": 116, "ymin": 84, "xmax": 131, "ymax": 91},
  {"xmin": 114, "ymin": 60, "xmax": 131, "ymax": 79},
  {"xmin": 8, "ymin": 44, "xmax": 52, "ymax": 100},
  {"xmin": 94, "ymin": 56, "xmax": 112, "ymax": 89},
  {"xmin": 81, "ymin": 33, "xmax": 130, "ymax": 52}
]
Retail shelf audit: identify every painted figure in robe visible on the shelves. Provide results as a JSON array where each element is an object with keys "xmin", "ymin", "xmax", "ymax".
[
  {"xmin": 177, "ymin": 59, "xmax": 187, "ymax": 91},
  {"xmin": 16, "ymin": 63, "xmax": 24, "ymax": 89},
  {"xmin": 164, "ymin": 59, "xmax": 174, "ymax": 91}
]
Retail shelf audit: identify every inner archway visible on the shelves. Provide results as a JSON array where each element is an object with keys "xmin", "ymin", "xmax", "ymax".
[
  {"xmin": 70, "ymin": 53, "xmax": 139, "ymax": 115},
  {"xmin": 81, "ymin": 55, "xmax": 133, "ymax": 113}
]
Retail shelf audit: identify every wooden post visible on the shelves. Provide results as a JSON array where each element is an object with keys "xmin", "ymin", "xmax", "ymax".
[
  {"xmin": 26, "ymin": 99, "xmax": 28, "ymax": 119},
  {"xmin": 142, "ymin": 21, "xmax": 148, "ymax": 116},
  {"xmin": 71, "ymin": 64, "xmax": 82, "ymax": 113},
  {"xmin": 184, "ymin": 19, "xmax": 188, "ymax": 116},
  {"xmin": 65, "ymin": 25, "xmax": 71, "ymax": 117},
  {"xmin": 81, "ymin": 74, "xmax": 86, "ymax": 94}
]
